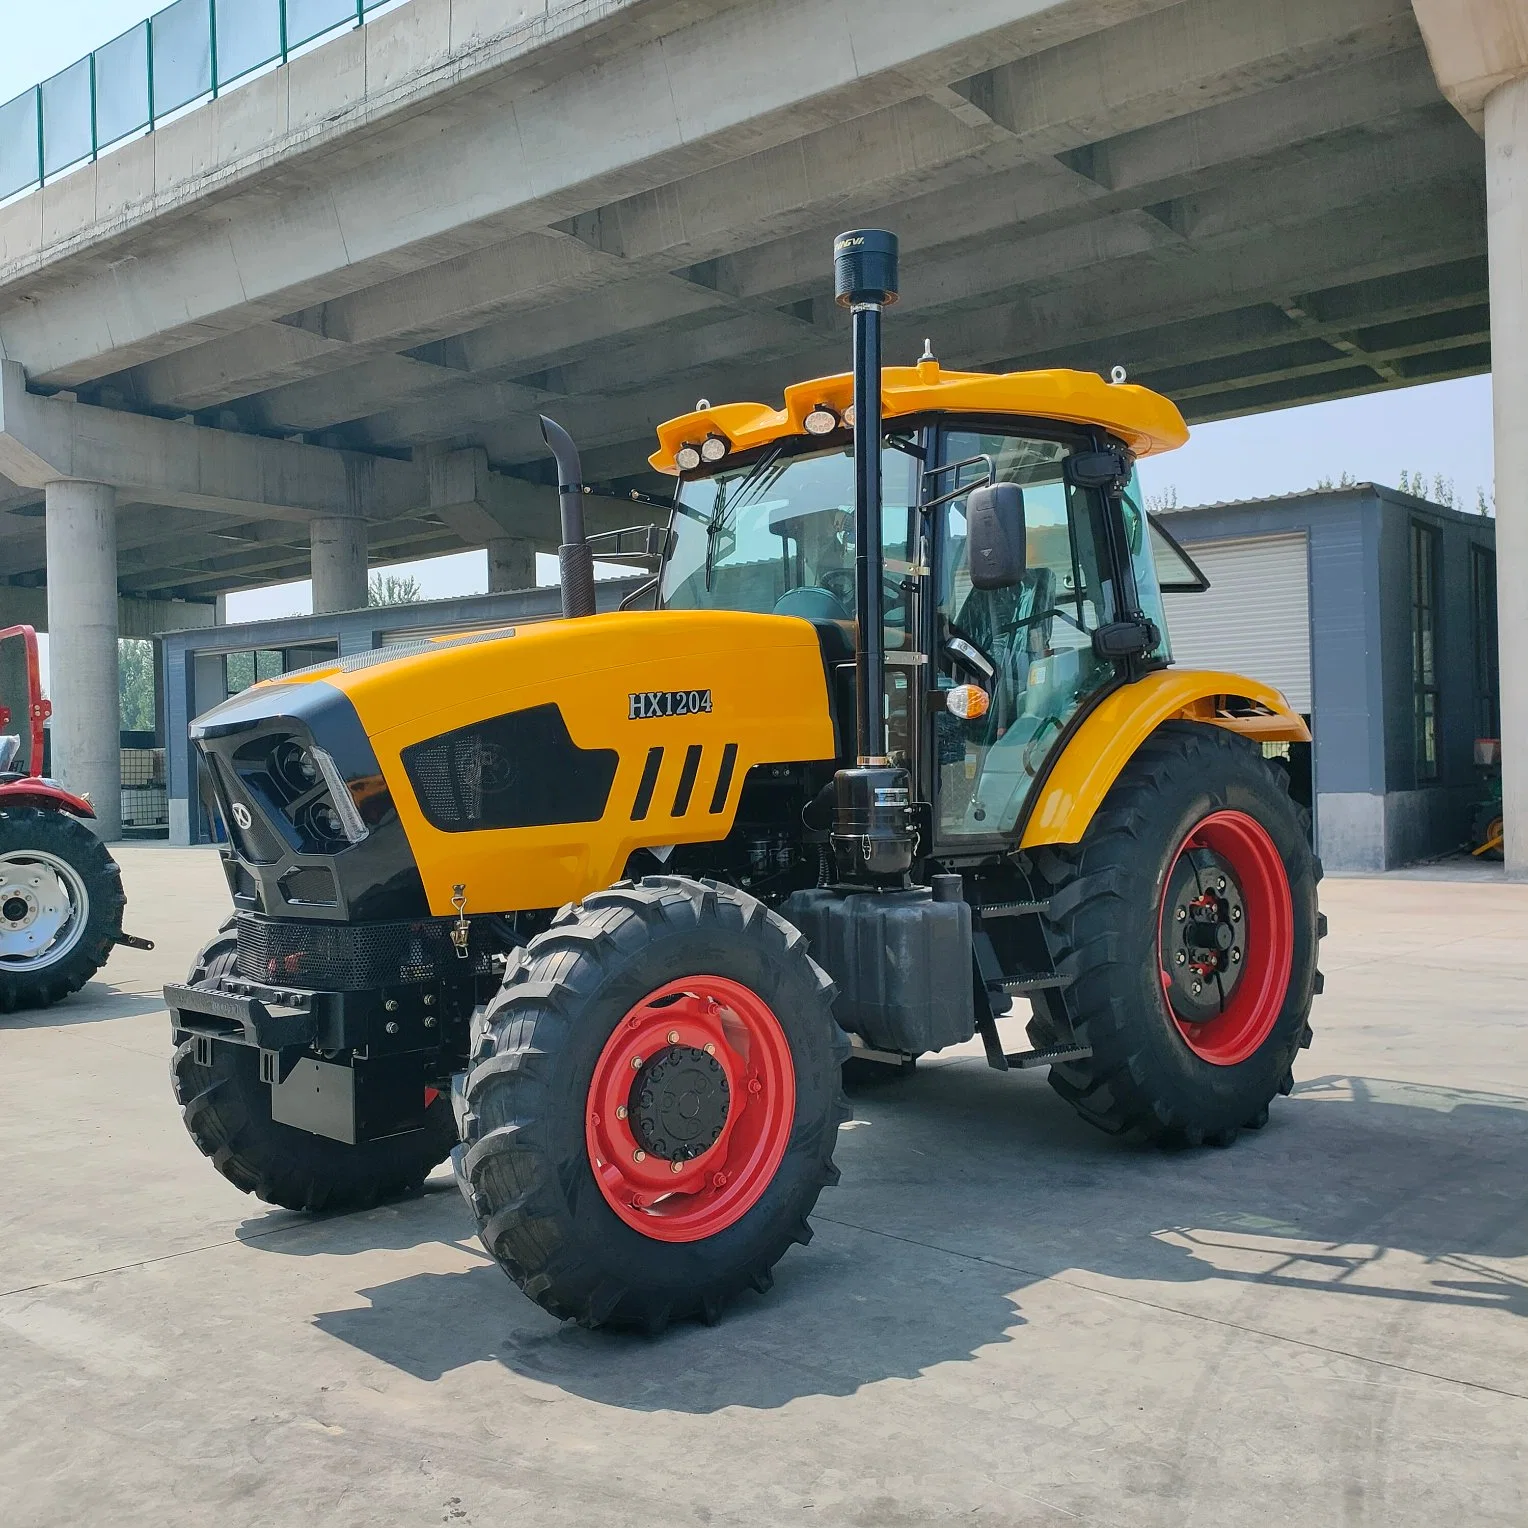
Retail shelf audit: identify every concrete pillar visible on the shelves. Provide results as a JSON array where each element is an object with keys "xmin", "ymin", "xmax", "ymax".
[
  {"xmin": 44, "ymin": 480, "xmax": 120, "ymax": 840},
  {"xmin": 1487, "ymin": 74, "xmax": 1528, "ymax": 878},
  {"xmin": 488, "ymin": 537, "xmax": 537, "ymax": 593},
  {"xmin": 311, "ymin": 517, "xmax": 369, "ymax": 614}
]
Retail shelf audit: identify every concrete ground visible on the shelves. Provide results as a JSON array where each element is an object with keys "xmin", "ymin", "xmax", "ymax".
[{"xmin": 2, "ymin": 847, "xmax": 1525, "ymax": 1527}]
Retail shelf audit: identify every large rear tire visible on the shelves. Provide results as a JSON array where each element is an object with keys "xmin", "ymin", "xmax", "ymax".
[
  {"xmin": 171, "ymin": 925, "xmax": 458, "ymax": 1211},
  {"xmin": 0, "ymin": 806, "xmax": 125, "ymax": 1013},
  {"xmin": 1028, "ymin": 722, "xmax": 1323, "ymax": 1146},
  {"xmin": 456, "ymin": 876, "xmax": 850, "ymax": 1331}
]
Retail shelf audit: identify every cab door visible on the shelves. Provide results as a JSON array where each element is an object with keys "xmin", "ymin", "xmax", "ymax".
[{"xmin": 930, "ymin": 425, "xmax": 1122, "ymax": 849}]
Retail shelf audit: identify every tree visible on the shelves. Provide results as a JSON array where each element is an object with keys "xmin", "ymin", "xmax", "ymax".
[
  {"xmin": 118, "ymin": 639, "xmax": 155, "ymax": 732},
  {"xmin": 1315, "ymin": 471, "xmax": 1358, "ymax": 490},
  {"xmin": 1144, "ymin": 484, "xmax": 1179, "ymax": 513},
  {"xmin": 369, "ymin": 572, "xmax": 424, "ymax": 607}
]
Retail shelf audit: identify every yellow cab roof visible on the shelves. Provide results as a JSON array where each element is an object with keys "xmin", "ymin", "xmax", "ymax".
[{"xmin": 649, "ymin": 357, "xmax": 1189, "ymax": 474}]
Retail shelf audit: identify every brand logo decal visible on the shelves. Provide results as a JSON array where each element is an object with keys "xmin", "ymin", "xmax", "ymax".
[
  {"xmin": 230, "ymin": 803, "xmax": 253, "ymax": 831},
  {"xmin": 628, "ymin": 690, "xmax": 714, "ymax": 720}
]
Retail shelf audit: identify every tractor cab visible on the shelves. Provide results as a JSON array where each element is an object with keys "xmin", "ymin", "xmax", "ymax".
[{"xmin": 651, "ymin": 354, "xmax": 1206, "ymax": 855}]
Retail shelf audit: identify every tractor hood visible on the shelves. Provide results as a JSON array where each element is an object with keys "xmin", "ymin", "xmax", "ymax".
[{"xmin": 192, "ymin": 611, "xmax": 837, "ymax": 919}]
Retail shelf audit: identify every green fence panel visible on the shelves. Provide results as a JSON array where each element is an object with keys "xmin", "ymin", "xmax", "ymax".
[
  {"xmin": 215, "ymin": 0, "xmax": 283, "ymax": 88},
  {"xmin": 152, "ymin": 0, "xmax": 215, "ymax": 117},
  {"xmin": 0, "ymin": 0, "xmax": 395, "ymax": 202},
  {"xmin": 41, "ymin": 57, "xmax": 94, "ymax": 178},
  {"xmin": 287, "ymin": 0, "xmax": 359, "ymax": 49},
  {"xmin": 0, "ymin": 90, "xmax": 40, "ymax": 201},
  {"xmin": 95, "ymin": 23, "xmax": 152, "ymax": 150}
]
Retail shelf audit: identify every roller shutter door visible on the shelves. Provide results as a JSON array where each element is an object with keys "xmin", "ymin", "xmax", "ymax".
[{"xmin": 1161, "ymin": 532, "xmax": 1312, "ymax": 713}]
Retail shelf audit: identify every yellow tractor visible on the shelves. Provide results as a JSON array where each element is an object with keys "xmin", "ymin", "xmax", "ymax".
[{"xmin": 167, "ymin": 231, "xmax": 1322, "ymax": 1331}]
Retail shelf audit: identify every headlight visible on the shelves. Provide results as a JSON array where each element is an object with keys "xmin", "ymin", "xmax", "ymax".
[
  {"xmin": 699, "ymin": 433, "xmax": 730, "ymax": 463},
  {"xmin": 270, "ymin": 737, "xmax": 320, "ymax": 796},
  {"xmin": 804, "ymin": 405, "xmax": 839, "ymax": 435},
  {"xmin": 842, "ymin": 403, "xmax": 856, "ymax": 429},
  {"xmin": 675, "ymin": 443, "xmax": 702, "ymax": 472}
]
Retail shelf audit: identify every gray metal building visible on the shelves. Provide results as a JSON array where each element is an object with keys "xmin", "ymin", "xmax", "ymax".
[{"xmin": 1159, "ymin": 485, "xmax": 1498, "ymax": 871}]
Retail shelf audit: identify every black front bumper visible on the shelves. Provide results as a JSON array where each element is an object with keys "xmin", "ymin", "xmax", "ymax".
[{"xmin": 166, "ymin": 977, "xmax": 364, "ymax": 1053}]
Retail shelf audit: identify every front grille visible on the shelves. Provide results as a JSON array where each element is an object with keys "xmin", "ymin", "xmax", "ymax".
[
  {"xmin": 235, "ymin": 914, "xmax": 495, "ymax": 990},
  {"xmin": 278, "ymin": 866, "xmax": 338, "ymax": 906}
]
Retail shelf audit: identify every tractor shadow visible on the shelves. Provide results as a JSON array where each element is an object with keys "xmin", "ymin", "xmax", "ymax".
[
  {"xmin": 0, "ymin": 982, "xmax": 170, "ymax": 1029},
  {"xmin": 275, "ymin": 1059, "xmax": 1528, "ymax": 1412}
]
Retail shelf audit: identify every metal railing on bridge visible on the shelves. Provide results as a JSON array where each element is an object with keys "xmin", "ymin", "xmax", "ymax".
[{"xmin": 0, "ymin": 0, "xmax": 400, "ymax": 204}]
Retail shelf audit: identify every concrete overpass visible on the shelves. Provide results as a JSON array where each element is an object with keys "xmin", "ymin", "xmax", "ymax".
[{"xmin": 0, "ymin": 0, "xmax": 1519, "ymax": 866}]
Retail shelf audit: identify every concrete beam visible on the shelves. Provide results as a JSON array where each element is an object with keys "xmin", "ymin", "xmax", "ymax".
[
  {"xmin": 0, "ymin": 360, "xmax": 425, "ymax": 522},
  {"xmin": 1412, "ymin": 0, "xmax": 1528, "ymax": 127},
  {"xmin": 0, "ymin": 584, "xmax": 216, "ymax": 637},
  {"xmin": 365, "ymin": 165, "xmax": 1484, "ymax": 464},
  {"xmin": 191, "ymin": 12, "xmax": 1436, "ymax": 419},
  {"xmin": 3, "ymin": 0, "xmax": 1187, "ymax": 386}
]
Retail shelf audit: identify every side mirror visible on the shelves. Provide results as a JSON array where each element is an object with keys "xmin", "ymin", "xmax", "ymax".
[{"xmin": 966, "ymin": 482, "xmax": 1027, "ymax": 590}]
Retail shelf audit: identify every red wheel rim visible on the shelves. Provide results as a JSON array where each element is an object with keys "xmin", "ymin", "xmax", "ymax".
[
  {"xmin": 1158, "ymin": 809, "xmax": 1293, "ymax": 1066},
  {"xmin": 585, "ymin": 975, "xmax": 796, "ymax": 1243}
]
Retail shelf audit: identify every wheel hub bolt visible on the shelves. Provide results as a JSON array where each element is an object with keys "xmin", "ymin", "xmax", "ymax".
[
  {"xmin": 633, "ymin": 1149, "xmax": 646, "ymax": 1163},
  {"xmin": 615, "ymin": 1104, "xmax": 628, "ymax": 1120},
  {"xmin": 384, "ymin": 999, "xmax": 399, "ymax": 1012},
  {"xmin": 1231, "ymin": 948, "xmax": 1241, "ymax": 963},
  {"xmin": 670, "ymin": 1160, "xmax": 684, "ymax": 1174},
  {"xmin": 385, "ymin": 1021, "xmax": 399, "ymax": 1035},
  {"xmin": 1217, "ymin": 877, "xmax": 1227, "ymax": 891},
  {"xmin": 703, "ymin": 1042, "xmax": 716, "ymax": 1055},
  {"xmin": 1191, "ymin": 981, "xmax": 1202, "ymax": 996},
  {"xmin": 748, "ymin": 1078, "xmax": 763, "ymax": 1095},
  {"xmin": 1175, "ymin": 906, "xmax": 1187, "ymax": 921},
  {"xmin": 667, "ymin": 1029, "xmax": 680, "ymax": 1045},
  {"xmin": 630, "ymin": 1055, "xmax": 643, "ymax": 1069},
  {"xmin": 1231, "ymin": 906, "xmax": 1242, "ymax": 921},
  {"xmin": 1175, "ymin": 951, "xmax": 1186, "ymax": 965}
]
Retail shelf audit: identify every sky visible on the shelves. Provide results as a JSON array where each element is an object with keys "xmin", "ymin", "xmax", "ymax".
[{"xmin": 3, "ymin": 5, "xmax": 1499, "ymax": 633}]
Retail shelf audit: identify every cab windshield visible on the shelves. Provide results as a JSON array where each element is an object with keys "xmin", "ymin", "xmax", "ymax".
[{"xmin": 661, "ymin": 441, "xmax": 919, "ymax": 630}]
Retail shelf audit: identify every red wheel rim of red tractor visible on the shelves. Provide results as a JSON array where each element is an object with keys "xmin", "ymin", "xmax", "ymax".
[
  {"xmin": 585, "ymin": 975, "xmax": 797, "ymax": 1243},
  {"xmin": 1158, "ymin": 809, "xmax": 1294, "ymax": 1066}
]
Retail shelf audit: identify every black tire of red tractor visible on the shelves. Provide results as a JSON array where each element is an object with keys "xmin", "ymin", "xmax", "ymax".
[
  {"xmin": 171, "ymin": 925, "xmax": 458, "ymax": 1211},
  {"xmin": 0, "ymin": 806, "xmax": 125, "ymax": 1013},
  {"xmin": 1026, "ymin": 722, "xmax": 1324, "ymax": 1147},
  {"xmin": 457, "ymin": 876, "xmax": 851, "ymax": 1332}
]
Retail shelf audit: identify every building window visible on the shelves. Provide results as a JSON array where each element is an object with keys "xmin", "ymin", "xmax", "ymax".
[
  {"xmin": 1471, "ymin": 545, "xmax": 1499, "ymax": 740},
  {"xmin": 1410, "ymin": 521, "xmax": 1441, "ymax": 781}
]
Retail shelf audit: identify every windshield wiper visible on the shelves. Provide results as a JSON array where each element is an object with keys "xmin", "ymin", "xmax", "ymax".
[{"xmin": 702, "ymin": 442, "xmax": 786, "ymax": 590}]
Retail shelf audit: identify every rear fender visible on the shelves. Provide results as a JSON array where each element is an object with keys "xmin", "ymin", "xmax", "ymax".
[
  {"xmin": 1020, "ymin": 670, "xmax": 1309, "ymax": 848},
  {"xmin": 0, "ymin": 780, "xmax": 97, "ymax": 819}
]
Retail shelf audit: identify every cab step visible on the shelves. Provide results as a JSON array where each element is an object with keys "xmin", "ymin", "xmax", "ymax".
[
  {"xmin": 1005, "ymin": 1042, "xmax": 1092, "ymax": 1070},
  {"xmin": 998, "ymin": 972, "xmax": 1072, "ymax": 994},
  {"xmin": 973, "ymin": 899, "xmax": 1050, "ymax": 919}
]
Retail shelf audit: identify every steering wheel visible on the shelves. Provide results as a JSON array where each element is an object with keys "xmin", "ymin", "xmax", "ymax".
[{"xmin": 818, "ymin": 568, "xmax": 910, "ymax": 625}]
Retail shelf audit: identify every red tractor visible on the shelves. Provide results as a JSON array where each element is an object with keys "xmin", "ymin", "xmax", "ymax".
[{"xmin": 0, "ymin": 624, "xmax": 131, "ymax": 1012}]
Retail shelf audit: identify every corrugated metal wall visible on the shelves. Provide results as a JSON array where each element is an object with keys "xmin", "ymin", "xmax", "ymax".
[{"xmin": 1163, "ymin": 533, "xmax": 1312, "ymax": 712}]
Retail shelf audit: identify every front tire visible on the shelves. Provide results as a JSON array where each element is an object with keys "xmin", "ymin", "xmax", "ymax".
[
  {"xmin": 1029, "ymin": 722, "xmax": 1323, "ymax": 1146},
  {"xmin": 0, "ymin": 807, "xmax": 125, "ymax": 1013},
  {"xmin": 456, "ymin": 876, "xmax": 850, "ymax": 1331},
  {"xmin": 171, "ymin": 925, "xmax": 458, "ymax": 1211}
]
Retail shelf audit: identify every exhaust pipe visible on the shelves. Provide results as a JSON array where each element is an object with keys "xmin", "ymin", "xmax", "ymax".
[
  {"xmin": 828, "ymin": 229, "xmax": 915, "ymax": 884},
  {"xmin": 539, "ymin": 414, "xmax": 597, "ymax": 620}
]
